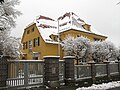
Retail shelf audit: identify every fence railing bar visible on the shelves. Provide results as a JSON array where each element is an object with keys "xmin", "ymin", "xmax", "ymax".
[
  {"xmin": 95, "ymin": 74, "xmax": 107, "ymax": 77},
  {"xmin": 8, "ymin": 60, "xmax": 44, "ymax": 63},
  {"xmin": 75, "ymin": 65, "xmax": 91, "ymax": 67},
  {"xmin": 76, "ymin": 76, "xmax": 92, "ymax": 81},
  {"xmin": 110, "ymin": 72, "xmax": 119, "ymax": 75}
]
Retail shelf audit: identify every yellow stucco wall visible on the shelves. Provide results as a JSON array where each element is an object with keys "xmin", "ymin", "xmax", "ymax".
[
  {"xmin": 60, "ymin": 29, "xmax": 107, "ymax": 41},
  {"xmin": 21, "ymin": 23, "xmax": 63, "ymax": 60},
  {"xmin": 21, "ymin": 23, "xmax": 45, "ymax": 60}
]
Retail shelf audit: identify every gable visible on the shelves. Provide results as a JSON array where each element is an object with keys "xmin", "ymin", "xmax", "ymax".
[{"xmin": 21, "ymin": 23, "xmax": 41, "ymax": 43}]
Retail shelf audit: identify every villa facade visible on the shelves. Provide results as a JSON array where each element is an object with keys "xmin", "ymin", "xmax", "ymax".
[{"xmin": 21, "ymin": 12, "xmax": 107, "ymax": 60}]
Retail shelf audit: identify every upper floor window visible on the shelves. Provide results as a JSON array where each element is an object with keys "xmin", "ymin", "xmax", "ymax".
[
  {"xmin": 33, "ymin": 38, "xmax": 36, "ymax": 47},
  {"xmin": 27, "ymin": 30, "xmax": 30, "ymax": 34},
  {"xmin": 26, "ymin": 41, "xmax": 28, "ymax": 49},
  {"xmin": 29, "ymin": 40, "xmax": 32, "ymax": 49},
  {"xmin": 35, "ymin": 38, "xmax": 38, "ymax": 46},
  {"xmin": 33, "ymin": 37, "xmax": 40, "ymax": 47},
  {"xmin": 32, "ymin": 27, "xmax": 34, "ymax": 32},
  {"xmin": 38, "ymin": 37, "xmax": 40, "ymax": 46}
]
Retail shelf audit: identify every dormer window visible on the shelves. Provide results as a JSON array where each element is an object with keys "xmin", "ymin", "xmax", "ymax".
[
  {"xmin": 54, "ymin": 36, "xmax": 56, "ymax": 41},
  {"xmin": 49, "ymin": 34, "xmax": 58, "ymax": 41}
]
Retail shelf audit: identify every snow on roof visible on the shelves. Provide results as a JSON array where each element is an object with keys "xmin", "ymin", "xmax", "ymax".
[
  {"xmin": 34, "ymin": 16, "xmax": 58, "ymax": 44},
  {"xmin": 25, "ymin": 22, "xmax": 35, "ymax": 29},
  {"xmin": 30, "ymin": 12, "xmax": 107, "ymax": 44},
  {"xmin": 45, "ymin": 40, "xmax": 60, "ymax": 44},
  {"xmin": 59, "ymin": 25, "xmax": 107, "ymax": 37},
  {"xmin": 90, "ymin": 26, "xmax": 107, "ymax": 37},
  {"xmin": 37, "ymin": 27, "xmax": 57, "ymax": 40}
]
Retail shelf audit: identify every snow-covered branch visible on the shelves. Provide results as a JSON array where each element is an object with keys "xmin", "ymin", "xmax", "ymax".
[
  {"xmin": 63, "ymin": 36, "xmax": 92, "ymax": 63},
  {"xmin": 63, "ymin": 36, "xmax": 118, "ymax": 63},
  {"xmin": 91, "ymin": 41, "xmax": 117, "ymax": 62},
  {"xmin": 0, "ymin": 0, "xmax": 22, "ymax": 31},
  {"xmin": 117, "ymin": 46, "xmax": 120, "ymax": 60},
  {"xmin": 0, "ymin": 0, "xmax": 22, "ymax": 59}
]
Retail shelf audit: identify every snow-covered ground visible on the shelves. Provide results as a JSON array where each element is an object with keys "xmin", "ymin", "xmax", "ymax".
[{"xmin": 76, "ymin": 81, "xmax": 120, "ymax": 90}]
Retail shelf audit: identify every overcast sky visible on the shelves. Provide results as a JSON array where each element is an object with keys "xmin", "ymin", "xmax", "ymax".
[{"xmin": 11, "ymin": 0, "xmax": 120, "ymax": 47}]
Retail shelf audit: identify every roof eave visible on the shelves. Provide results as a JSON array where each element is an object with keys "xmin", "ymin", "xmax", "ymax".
[{"xmin": 59, "ymin": 28, "xmax": 107, "ymax": 39}]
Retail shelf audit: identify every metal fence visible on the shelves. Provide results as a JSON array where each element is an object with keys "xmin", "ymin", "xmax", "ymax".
[
  {"xmin": 74, "ymin": 62, "xmax": 120, "ymax": 85},
  {"xmin": 109, "ymin": 63, "xmax": 119, "ymax": 76},
  {"xmin": 1, "ymin": 56, "xmax": 120, "ymax": 89},
  {"xmin": 95, "ymin": 64, "xmax": 107, "ymax": 77},
  {"xmin": 75, "ymin": 64, "xmax": 91, "ymax": 80},
  {"xmin": 5, "ymin": 60, "xmax": 65, "ymax": 89},
  {"xmin": 7, "ymin": 60, "xmax": 44, "ymax": 89}
]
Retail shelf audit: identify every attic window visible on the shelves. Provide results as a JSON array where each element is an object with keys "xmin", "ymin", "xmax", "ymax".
[
  {"xmin": 27, "ymin": 30, "xmax": 30, "ymax": 34},
  {"xmin": 32, "ymin": 27, "xmax": 34, "ymax": 32}
]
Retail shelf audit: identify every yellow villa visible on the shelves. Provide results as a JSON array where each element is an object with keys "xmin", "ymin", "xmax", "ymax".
[{"xmin": 21, "ymin": 12, "xmax": 107, "ymax": 60}]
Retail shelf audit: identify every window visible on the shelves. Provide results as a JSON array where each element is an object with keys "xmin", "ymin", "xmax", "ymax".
[
  {"xmin": 29, "ymin": 40, "xmax": 32, "ymax": 49},
  {"xmin": 38, "ymin": 37, "xmax": 40, "ymax": 46},
  {"xmin": 29, "ymin": 40, "xmax": 32, "ymax": 52},
  {"xmin": 94, "ymin": 38, "xmax": 100, "ymax": 41},
  {"xmin": 27, "ymin": 30, "xmax": 30, "ymax": 34},
  {"xmin": 54, "ymin": 36, "xmax": 56, "ymax": 41},
  {"xmin": 32, "ymin": 27, "xmax": 34, "ymax": 32},
  {"xmin": 23, "ymin": 42, "xmax": 25, "ymax": 50},
  {"xmin": 23, "ymin": 42, "xmax": 28, "ymax": 50},
  {"xmin": 32, "ymin": 37, "xmax": 40, "ymax": 47},
  {"xmin": 77, "ymin": 35, "xmax": 80, "ymax": 37},
  {"xmin": 32, "ymin": 52, "xmax": 40, "ymax": 60},
  {"xmin": 26, "ymin": 41, "xmax": 28, "ymax": 49},
  {"xmin": 33, "ymin": 38, "xmax": 35, "ymax": 47}
]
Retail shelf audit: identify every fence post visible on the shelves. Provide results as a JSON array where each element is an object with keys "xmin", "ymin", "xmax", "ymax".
[
  {"xmin": 104, "ymin": 61, "xmax": 110, "ymax": 82},
  {"xmin": 116, "ymin": 61, "xmax": 120, "ymax": 80},
  {"xmin": 44, "ymin": 56, "xmax": 60, "ymax": 88},
  {"xmin": 64, "ymin": 56, "xmax": 75, "ymax": 86},
  {"xmin": 0, "ymin": 56, "xmax": 9, "ymax": 88},
  {"xmin": 88, "ymin": 62, "xmax": 96, "ymax": 84},
  {"xmin": 24, "ymin": 62, "xmax": 29, "ymax": 88}
]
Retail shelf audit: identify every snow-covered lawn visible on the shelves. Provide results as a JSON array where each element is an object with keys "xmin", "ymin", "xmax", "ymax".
[{"xmin": 76, "ymin": 81, "xmax": 120, "ymax": 90}]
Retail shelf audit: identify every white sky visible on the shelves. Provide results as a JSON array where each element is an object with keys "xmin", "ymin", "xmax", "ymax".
[{"xmin": 11, "ymin": 0, "xmax": 120, "ymax": 47}]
